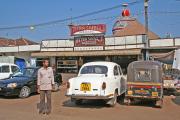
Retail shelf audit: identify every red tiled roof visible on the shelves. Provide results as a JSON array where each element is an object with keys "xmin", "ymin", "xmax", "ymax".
[
  {"xmin": 0, "ymin": 37, "xmax": 38, "ymax": 47},
  {"xmin": 112, "ymin": 18, "xmax": 160, "ymax": 40}
]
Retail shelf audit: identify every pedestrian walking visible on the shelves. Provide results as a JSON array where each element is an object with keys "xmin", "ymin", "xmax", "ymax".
[{"xmin": 37, "ymin": 59, "xmax": 54, "ymax": 115}]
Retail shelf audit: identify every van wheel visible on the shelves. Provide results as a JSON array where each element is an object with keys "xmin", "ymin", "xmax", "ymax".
[
  {"xmin": 19, "ymin": 86, "xmax": 31, "ymax": 98},
  {"xmin": 75, "ymin": 99, "xmax": 83, "ymax": 105},
  {"xmin": 109, "ymin": 91, "xmax": 117, "ymax": 107}
]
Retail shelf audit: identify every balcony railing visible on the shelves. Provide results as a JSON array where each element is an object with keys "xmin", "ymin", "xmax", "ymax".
[{"xmin": 0, "ymin": 35, "xmax": 179, "ymax": 53}]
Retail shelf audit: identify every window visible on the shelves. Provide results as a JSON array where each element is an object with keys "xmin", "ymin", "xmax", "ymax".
[
  {"xmin": 114, "ymin": 66, "xmax": 119, "ymax": 76},
  {"xmin": 118, "ymin": 66, "xmax": 122, "ymax": 75},
  {"xmin": 135, "ymin": 69, "xmax": 151, "ymax": 82},
  {"xmin": 0, "ymin": 65, "xmax": 10, "ymax": 73},
  {"xmin": 23, "ymin": 68, "xmax": 35, "ymax": 77},
  {"xmin": 80, "ymin": 65, "xmax": 108, "ymax": 75},
  {"xmin": 11, "ymin": 66, "xmax": 20, "ymax": 74}
]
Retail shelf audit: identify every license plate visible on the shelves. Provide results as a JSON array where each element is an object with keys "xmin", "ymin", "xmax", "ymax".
[
  {"xmin": 128, "ymin": 91, "xmax": 133, "ymax": 95},
  {"xmin": 135, "ymin": 90, "xmax": 148, "ymax": 94},
  {"xmin": 152, "ymin": 92, "xmax": 158, "ymax": 97},
  {"xmin": 80, "ymin": 83, "xmax": 91, "ymax": 91}
]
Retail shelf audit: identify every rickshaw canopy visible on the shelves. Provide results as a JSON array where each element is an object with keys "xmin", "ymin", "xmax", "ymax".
[{"xmin": 127, "ymin": 61, "xmax": 162, "ymax": 83}]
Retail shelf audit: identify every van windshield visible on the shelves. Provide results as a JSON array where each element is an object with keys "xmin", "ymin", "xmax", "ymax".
[{"xmin": 80, "ymin": 65, "xmax": 108, "ymax": 75}]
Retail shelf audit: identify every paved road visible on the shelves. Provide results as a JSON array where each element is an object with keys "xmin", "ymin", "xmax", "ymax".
[{"xmin": 0, "ymin": 85, "xmax": 180, "ymax": 120}]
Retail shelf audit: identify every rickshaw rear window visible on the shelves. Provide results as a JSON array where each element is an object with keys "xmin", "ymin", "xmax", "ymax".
[{"xmin": 135, "ymin": 69, "xmax": 152, "ymax": 82}]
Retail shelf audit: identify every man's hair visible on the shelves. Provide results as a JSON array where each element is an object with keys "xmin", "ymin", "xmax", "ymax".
[{"xmin": 43, "ymin": 58, "xmax": 49, "ymax": 63}]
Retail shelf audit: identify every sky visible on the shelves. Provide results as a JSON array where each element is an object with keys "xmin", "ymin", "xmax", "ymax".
[{"xmin": 0, "ymin": 0, "xmax": 180, "ymax": 42}]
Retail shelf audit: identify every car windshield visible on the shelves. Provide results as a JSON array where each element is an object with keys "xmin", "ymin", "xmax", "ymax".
[
  {"xmin": 80, "ymin": 65, "xmax": 108, "ymax": 75},
  {"xmin": 22, "ymin": 68, "xmax": 36, "ymax": 77}
]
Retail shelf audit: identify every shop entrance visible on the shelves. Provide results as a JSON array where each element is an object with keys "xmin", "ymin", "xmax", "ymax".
[{"xmin": 83, "ymin": 56, "xmax": 106, "ymax": 63}]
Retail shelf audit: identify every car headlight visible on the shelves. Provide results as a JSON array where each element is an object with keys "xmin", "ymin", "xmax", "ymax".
[{"xmin": 7, "ymin": 83, "xmax": 17, "ymax": 88}]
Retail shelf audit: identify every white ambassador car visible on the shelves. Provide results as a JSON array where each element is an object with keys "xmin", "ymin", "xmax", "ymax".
[{"xmin": 66, "ymin": 61, "xmax": 127, "ymax": 106}]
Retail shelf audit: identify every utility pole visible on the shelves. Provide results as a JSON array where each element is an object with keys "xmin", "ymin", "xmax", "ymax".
[{"xmin": 144, "ymin": 0, "xmax": 149, "ymax": 60}]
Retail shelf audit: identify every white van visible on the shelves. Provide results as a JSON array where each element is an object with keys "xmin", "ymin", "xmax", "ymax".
[{"xmin": 0, "ymin": 63, "xmax": 21, "ymax": 80}]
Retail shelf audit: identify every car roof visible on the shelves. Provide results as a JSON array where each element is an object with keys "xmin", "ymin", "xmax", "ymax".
[
  {"xmin": 0, "ymin": 63, "xmax": 18, "ymax": 66},
  {"xmin": 82, "ymin": 61, "xmax": 118, "ymax": 67}
]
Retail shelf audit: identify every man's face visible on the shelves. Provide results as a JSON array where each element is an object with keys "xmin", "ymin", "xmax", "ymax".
[{"xmin": 43, "ymin": 60, "xmax": 49, "ymax": 67}]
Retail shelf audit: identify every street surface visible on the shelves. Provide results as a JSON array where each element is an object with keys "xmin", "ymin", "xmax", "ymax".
[{"xmin": 0, "ymin": 74, "xmax": 180, "ymax": 120}]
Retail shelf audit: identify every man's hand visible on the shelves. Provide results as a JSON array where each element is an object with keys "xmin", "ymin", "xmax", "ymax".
[
  {"xmin": 37, "ymin": 85, "xmax": 40, "ymax": 94},
  {"xmin": 52, "ymin": 84, "xmax": 55, "ymax": 90}
]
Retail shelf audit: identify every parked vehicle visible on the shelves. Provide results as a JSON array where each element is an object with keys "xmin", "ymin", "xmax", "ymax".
[
  {"xmin": 0, "ymin": 63, "xmax": 22, "ymax": 80},
  {"xmin": 0, "ymin": 56, "xmax": 26, "ymax": 71},
  {"xmin": 163, "ymin": 75, "xmax": 177, "ymax": 95},
  {"xmin": 174, "ymin": 76, "xmax": 180, "ymax": 89},
  {"xmin": 66, "ymin": 61, "xmax": 127, "ymax": 106},
  {"xmin": 125, "ymin": 61, "xmax": 163, "ymax": 108},
  {"xmin": 0, "ymin": 67, "xmax": 62, "ymax": 98}
]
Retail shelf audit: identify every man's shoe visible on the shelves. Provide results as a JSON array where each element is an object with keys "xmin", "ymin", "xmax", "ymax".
[
  {"xmin": 39, "ymin": 111, "xmax": 46, "ymax": 115},
  {"xmin": 46, "ymin": 111, "xmax": 51, "ymax": 115}
]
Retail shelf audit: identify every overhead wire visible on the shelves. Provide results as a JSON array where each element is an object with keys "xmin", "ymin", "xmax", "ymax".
[{"xmin": 0, "ymin": 0, "xmax": 143, "ymax": 31}]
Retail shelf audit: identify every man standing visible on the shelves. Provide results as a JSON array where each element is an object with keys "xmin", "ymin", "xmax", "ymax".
[{"xmin": 37, "ymin": 59, "xmax": 54, "ymax": 115}]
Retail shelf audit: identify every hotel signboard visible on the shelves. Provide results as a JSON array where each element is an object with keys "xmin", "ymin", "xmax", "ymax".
[{"xmin": 69, "ymin": 24, "xmax": 106, "ymax": 36}]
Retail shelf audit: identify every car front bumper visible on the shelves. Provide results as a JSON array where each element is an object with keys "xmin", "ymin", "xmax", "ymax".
[{"xmin": 0, "ymin": 87, "xmax": 20, "ymax": 96}]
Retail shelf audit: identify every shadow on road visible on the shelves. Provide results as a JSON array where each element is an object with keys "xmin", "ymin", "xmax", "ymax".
[
  {"xmin": 0, "ymin": 93, "xmax": 38, "ymax": 99},
  {"xmin": 127, "ymin": 100, "xmax": 157, "ymax": 108},
  {"xmin": 63, "ymin": 99, "xmax": 110, "ymax": 109},
  {"xmin": 0, "ymin": 95, "xmax": 19, "ymax": 99}
]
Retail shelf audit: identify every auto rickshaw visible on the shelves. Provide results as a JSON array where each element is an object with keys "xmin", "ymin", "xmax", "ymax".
[{"xmin": 125, "ymin": 61, "xmax": 163, "ymax": 108}]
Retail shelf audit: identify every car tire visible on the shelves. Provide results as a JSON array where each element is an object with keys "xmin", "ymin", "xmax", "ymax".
[
  {"xmin": 75, "ymin": 99, "xmax": 83, "ymax": 105},
  {"xmin": 109, "ymin": 91, "xmax": 117, "ymax": 107},
  {"xmin": 19, "ymin": 86, "xmax": 31, "ymax": 98},
  {"xmin": 117, "ymin": 93, "xmax": 125, "ymax": 105},
  {"xmin": 53, "ymin": 82, "xmax": 60, "ymax": 92}
]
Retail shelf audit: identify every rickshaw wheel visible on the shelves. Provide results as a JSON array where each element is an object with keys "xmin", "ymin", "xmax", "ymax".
[
  {"xmin": 127, "ymin": 99, "xmax": 131, "ymax": 105},
  {"xmin": 124, "ymin": 98, "xmax": 131, "ymax": 105},
  {"xmin": 155, "ymin": 99, "xmax": 163, "ymax": 108}
]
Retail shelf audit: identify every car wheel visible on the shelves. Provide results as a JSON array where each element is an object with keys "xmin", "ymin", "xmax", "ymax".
[
  {"xmin": 75, "ymin": 99, "xmax": 83, "ymax": 105},
  {"xmin": 109, "ymin": 91, "xmax": 117, "ymax": 107},
  {"xmin": 53, "ymin": 82, "xmax": 60, "ymax": 92},
  {"xmin": 19, "ymin": 86, "xmax": 31, "ymax": 98}
]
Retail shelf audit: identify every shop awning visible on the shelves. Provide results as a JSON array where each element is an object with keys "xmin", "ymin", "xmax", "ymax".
[
  {"xmin": 151, "ymin": 50, "xmax": 175, "ymax": 64},
  {"xmin": 31, "ymin": 49, "xmax": 142, "ymax": 57}
]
